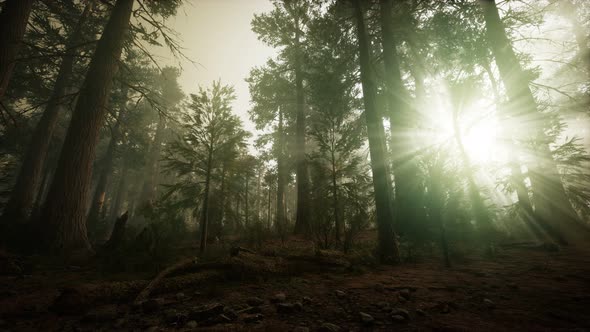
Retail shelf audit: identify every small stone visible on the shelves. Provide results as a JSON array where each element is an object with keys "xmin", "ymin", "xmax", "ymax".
[
  {"xmin": 164, "ymin": 310, "xmax": 188, "ymax": 324},
  {"xmin": 247, "ymin": 297, "xmax": 265, "ymax": 306},
  {"xmin": 416, "ymin": 309, "xmax": 426, "ymax": 316},
  {"xmin": 145, "ymin": 326, "xmax": 159, "ymax": 332},
  {"xmin": 391, "ymin": 308, "xmax": 410, "ymax": 320},
  {"xmin": 293, "ymin": 327, "xmax": 310, "ymax": 332},
  {"xmin": 271, "ymin": 293, "xmax": 287, "ymax": 303},
  {"xmin": 302, "ymin": 296, "xmax": 312, "ymax": 304},
  {"xmin": 441, "ymin": 303, "xmax": 450, "ymax": 314},
  {"xmin": 276, "ymin": 302, "xmax": 295, "ymax": 313},
  {"xmin": 374, "ymin": 284, "xmax": 385, "ymax": 292},
  {"xmin": 175, "ymin": 292, "xmax": 186, "ymax": 301},
  {"xmin": 186, "ymin": 320, "xmax": 198, "ymax": 328},
  {"xmin": 391, "ymin": 315, "xmax": 405, "ymax": 322},
  {"xmin": 483, "ymin": 298, "xmax": 495, "ymax": 309},
  {"xmin": 243, "ymin": 313, "xmax": 264, "ymax": 323},
  {"xmin": 359, "ymin": 312, "xmax": 374, "ymax": 325},
  {"xmin": 335, "ymin": 290, "xmax": 346, "ymax": 297},
  {"xmin": 319, "ymin": 322, "xmax": 341, "ymax": 332}
]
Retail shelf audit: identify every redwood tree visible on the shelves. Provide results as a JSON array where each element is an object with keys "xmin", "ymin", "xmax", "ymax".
[{"xmin": 40, "ymin": 0, "xmax": 134, "ymax": 254}]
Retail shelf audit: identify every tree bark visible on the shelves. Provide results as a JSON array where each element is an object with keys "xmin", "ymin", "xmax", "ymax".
[
  {"xmin": 0, "ymin": 0, "xmax": 35, "ymax": 100},
  {"xmin": 354, "ymin": 0, "xmax": 400, "ymax": 263},
  {"xmin": 276, "ymin": 106, "xmax": 287, "ymax": 233},
  {"xmin": 87, "ymin": 121, "xmax": 121, "ymax": 238},
  {"xmin": 480, "ymin": 0, "xmax": 589, "ymax": 246},
  {"xmin": 293, "ymin": 23, "xmax": 310, "ymax": 235},
  {"xmin": 141, "ymin": 115, "xmax": 166, "ymax": 204},
  {"xmin": 40, "ymin": 0, "xmax": 134, "ymax": 254},
  {"xmin": 2, "ymin": 1, "xmax": 94, "ymax": 225},
  {"xmin": 199, "ymin": 147, "xmax": 213, "ymax": 254},
  {"xmin": 108, "ymin": 153, "xmax": 128, "ymax": 224},
  {"xmin": 379, "ymin": 0, "xmax": 424, "ymax": 237}
]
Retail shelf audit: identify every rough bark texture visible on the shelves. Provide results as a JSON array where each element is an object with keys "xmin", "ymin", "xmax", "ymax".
[
  {"xmin": 379, "ymin": 0, "xmax": 424, "ymax": 237},
  {"xmin": 354, "ymin": 0, "xmax": 400, "ymax": 263},
  {"xmin": 0, "ymin": 0, "xmax": 35, "ymax": 100},
  {"xmin": 293, "ymin": 25, "xmax": 311, "ymax": 235},
  {"xmin": 480, "ymin": 0, "xmax": 589, "ymax": 246},
  {"xmin": 3, "ymin": 1, "xmax": 94, "ymax": 226},
  {"xmin": 40, "ymin": 0, "xmax": 134, "ymax": 254}
]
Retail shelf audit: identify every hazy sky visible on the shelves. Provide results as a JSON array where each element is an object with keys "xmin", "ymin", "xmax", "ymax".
[{"xmin": 151, "ymin": 0, "xmax": 276, "ymax": 136}]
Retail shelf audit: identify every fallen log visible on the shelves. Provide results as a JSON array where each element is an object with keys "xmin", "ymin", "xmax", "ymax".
[{"xmin": 134, "ymin": 256, "xmax": 198, "ymax": 306}]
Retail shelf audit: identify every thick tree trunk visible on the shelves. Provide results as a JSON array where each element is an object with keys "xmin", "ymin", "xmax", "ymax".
[
  {"xmin": 354, "ymin": 0, "xmax": 400, "ymax": 263},
  {"xmin": 2, "ymin": 1, "xmax": 94, "ymax": 225},
  {"xmin": 294, "ymin": 26, "xmax": 310, "ymax": 235},
  {"xmin": 379, "ymin": 0, "xmax": 424, "ymax": 237},
  {"xmin": 0, "ymin": 0, "xmax": 35, "ymax": 100},
  {"xmin": 199, "ymin": 148, "xmax": 213, "ymax": 254},
  {"xmin": 480, "ymin": 0, "xmax": 589, "ymax": 246},
  {"xmin": 276, "ymin": 107, "xmax": 287, "ymax": 233},
  {"xmin": 267, "ymin": 185, "xmax": 272, "ymax": 230},
  {"xmin": 87, "ymin": 122, "xmax": 121, "ymax": 238},
  {"xmin": 40, "ymin": 0, "xmax": 134, "ymax": 254}
]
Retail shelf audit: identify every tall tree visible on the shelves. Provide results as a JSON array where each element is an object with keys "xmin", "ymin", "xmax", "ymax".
[
  {"xmin": 0, "ymin": 0, "xmax": 35, "ymax": 101},
  {"xmin": 479, "ymin": 0, "xmax": 590, "ymax": 245},
  {"xmin": 40, "ymin": 0, "xmax": 134, "ymax": 254},
  {"xmin": 2, "ymin": 1, "xmax": 95, "ymax": 226},
  {"xmin": 164, "ymin": 81, "xmax": 248, "ymax": 253},
  {"xmin": 353, "ymin": 0, "xmax": 400, "ymax": 263},
  {"xmin": 252, "ymin": 0, "xmax": 313, "ymax": 234},
  {"xmin": 379, "ymin": 0, "xmax": 425, "ymax": 237}
]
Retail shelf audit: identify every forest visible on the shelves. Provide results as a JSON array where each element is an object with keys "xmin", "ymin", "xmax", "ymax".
[{"xmin": 0, "ymin": 0, "xmax": 589, "ymax": 330}]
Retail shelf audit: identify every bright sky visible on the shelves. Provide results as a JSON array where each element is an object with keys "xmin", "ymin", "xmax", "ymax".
[{"xmin": 150, "ymin": 0, "xmax": 276, "ymax": 137}]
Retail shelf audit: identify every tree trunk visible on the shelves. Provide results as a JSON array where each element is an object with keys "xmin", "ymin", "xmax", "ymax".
[
  {"xmin": 0, "ymin": 0, "xmax": 35, "ymax": 100},
  {"xmin": 219, "ymin": 163, "xmax": 227, "ymax": 228},
  {"xmin": 87, "ymin": 121, "xmax": 121, "ymax": 237},
  {"xmin": 330, "ymin": 146, "xmax": 341, "ymax": 245},
  {"xmin": 354, "ymin": 0, "xmax": 400, "ymax": 263},
  {"xmin": 379, "ymin": 0, "xmax": 423, "ymax": 237},
  {"xmin": 245, "ymin": 173, "xmax": 250, "ymax": 228},
  {"xmin": 267, "ymin": 185, "xmax": 272, "ymax": 230},
  {"xmin": 294, "ymin": 24, "xmax": 310, "ymax": 235},
  {"xmin": 40, "ymin": 0, "xmax": 134, "ymax": 254},
  {"xmin": 276, "ymin": 106, "xmax": 287, "ymax": 233},
  {"xmin": 480, "ymin": 0, "xmax": 589, "ymax": 246},
  {"xmin": 2, "ymin": 1, "xmax": 94, "ymax": 226},
  {"xmin": 483, "ymin": 62, "xmax": 548, "ymax": 242},
  {"xmin": 199, "ymin": 148, "xmax": 213, "ymax": 254},
  {"xmin": 141, "ymin": 115, "xmax": 166, "ymax": 204},
  {"xmin": 109, "ymin": 153, "xmax": 128, "ymax": 223}
]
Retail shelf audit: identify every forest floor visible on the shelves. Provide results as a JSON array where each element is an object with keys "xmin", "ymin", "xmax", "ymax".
[{"xmin": 1, "ymin": 236, "xmax": 590, "ymax": 332}]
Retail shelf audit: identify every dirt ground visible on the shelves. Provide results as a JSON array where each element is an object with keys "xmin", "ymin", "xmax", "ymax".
[{"xmin": 1, "ymin": 243, "xmax": 590, "ymax": 332}]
